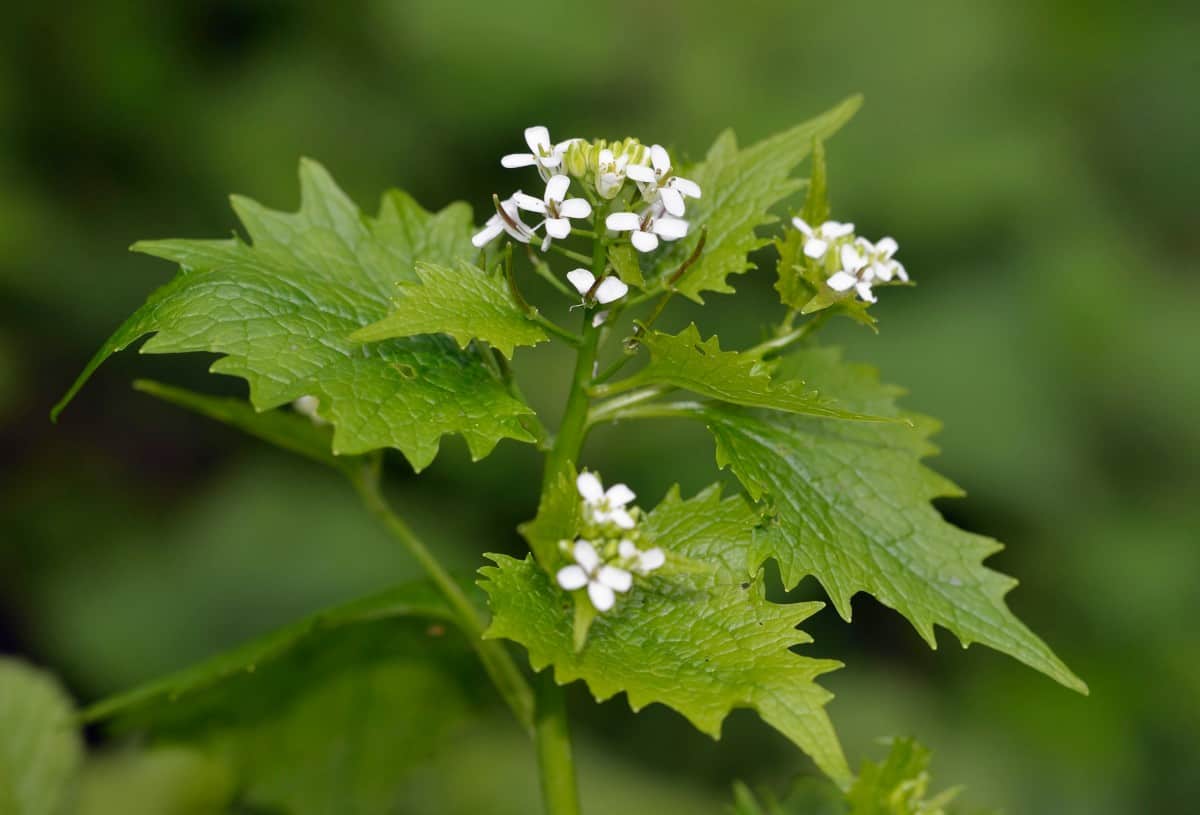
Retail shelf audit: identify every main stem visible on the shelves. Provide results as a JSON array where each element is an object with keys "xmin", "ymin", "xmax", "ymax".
[{"xmin": 533, "ymin": 213, "xmax": 609, "ymax": 815}]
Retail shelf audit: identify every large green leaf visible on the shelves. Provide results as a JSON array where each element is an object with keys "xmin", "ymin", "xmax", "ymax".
[
  {"xmin": 351, "ymin": 259, "xmax": 549, "ymax": 357},
  {"xmin": 53, "ymin": 159, "xmax": 537, "ymax": 471},
  {"xmin": 0, "ymin": 659, "xmax": 84, "ymax": 815},
  {"xmin": 700, "ymin": 347, "xmax": 1086, "ymax": 693},
  {"xmin": 609, "ymin": 323, "xmax": 884, "ymax": 421},
  {"xmin": 661, "ymin": 96, "xmax": 861, "ymax": 302},
  {"xmin": 88, "ymin": 582, "xmax": 478, "ymax": 815},
  {"xmin": 481, "ymin": 485, "xmax": 851, "ymax": 785}
]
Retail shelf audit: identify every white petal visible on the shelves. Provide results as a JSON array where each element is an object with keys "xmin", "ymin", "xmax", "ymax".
[
  {"xmin": 894, "ymin": 261, "xmax": 909, "ymax": 282},
  {"xmin": 875, "ymin": 236, "xmax": 898, "ymax": 258},
  {"xmin": 591, "ymin": 310, "xmax": 609, "ymax": 327},
  {"xmin": 840, "ymin": 244, "xmax": 865, "ymax": 271},
  {"xmin": 803, "ymin": 237, "xmax": 828, "ymax": 259},
  {"xmin": 557, "ymin": 564, "xmax": 589, "ymax": 591},
  {"xmin": 639, "ymin": 547, "xmax": 665, "ymax": 572},
  {"xmin": 471, "ymin": 220, "xmax": 503, "ymax": 248},
  {"xmin": 512, "ymin": 192, "xmax": 547, "ymax": 213},
  {"xmin": 856, "ymin": 281, "xmax": 877, "ymax": 303},
  {"xmin": 594, "ymin": 277, "xmax": 629, "ymax": 304},
  {"xmin": 544, "ymin": 174, "xmax": 570, "ymax": 204},
  {"xmin": 650, "ymin": 144, "xmax": 671, "ymax": 173},
  {"xmin": 545, "ymin": 218, "xmax": 572, "ymax": 239},
  {"xmin": 576, "ymin": 471, "xmax": 604, "ymax": 502},
  {"xmin": 671, "ymin": 177, "xmax": 701, "ymax": 198},
  {"xmin": 605, "ymin": 483, "xmax": 636, "ymax": 508},
  {"xmin": 538, "ymin": 152, "xmax": 564, "ymax": 169},
  {"xmin": 792, "ymin": 216, "xmax": 813, "ymax": 236},
  {"xmin": 606, "ymin": 212, "xmax": 641, "ymax": 232},
  {"xmin": 539, "ymin": 232, "xmax": 552, "ymax": 252},
  {"xmin": 598, "ymin": 565, "xmax": 633, "ymax": 593},
  {"xmin": 554, "ymin": 137, "xmax": 582, "ymax": 152},
  {"xmin": 501, "ymin": 153, "xmax": 537, "ymax": 168},
  {"xmin": 827, "ymin": 271, "xmax": 857, "ymax": 292},
  {"xmin": 558, "ymin": 198, "xmax": 592, "ymax": 219},
  {"xmin": 824, "ymin": 220, "xmax": 855, "ymax": 238},
  {"xmin": 618, "ymin": 539, "xmax": 638, "ymax": 559},
  {"xmin": 625, "ymin": 164, "xmax": 657, "ymax": 183},
  {"xmin": 524, "ymin": 126, "xmax": 551, "ymax": 153},
  {"xmin": 611, "ymin": 509, "xmax": 636, "ymax": 530},
  {"xmin": 573, "ymin": 538, "xmax": 601, "ymax": 571},
  {"xmin": 630, "ymin": 230, "xmax": 659, "ymax": 253},
  {"xmin": 652, "ymin": 217, "xmax": 689, "ymax": 240},
  {"xmin": 598, "ymin": 148, "xmax": 615, "ymax": 166},
  {"xmin": 566, "ymin": 269, "xmax": 595, "ymax": 296},
  {"xmin": 659, "ymin": 186, "xmax": 686, "ymax": 217},
  {"xmin": 587, "ymin": 581, "xmax": 615, "ymax": 612},
  {"xmin": 871, "ymin": 261, "xmax": 893, "ymax": 282}
]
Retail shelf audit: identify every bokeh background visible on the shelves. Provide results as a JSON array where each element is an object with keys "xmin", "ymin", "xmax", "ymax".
[{"xmin": 2, "ymin": 1, "xmax": 1198, "ymax": 812}]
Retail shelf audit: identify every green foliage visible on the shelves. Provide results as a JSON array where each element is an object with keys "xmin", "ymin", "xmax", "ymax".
[
  {"xmin": 702, "ymin": 347, "xmax": 1086, "ymax": 693},
  {"xmin": 518, "ymin": 467, "xmax": 583, "ymax": 568},
  {"xmin": 350, "ymin": 259, "xmax": 549, "ymax": 357},
  {"xmin": 846, "ymin": 739, "xmax": 961, "ymax": 815},
  {"xmin": 662, "ymin": 96, "xmax": 861, "ymax": 302},
  {"xmin": 53, "ymin": 159, "xmax": 537, "ymax": 472},
  {"xmin": 87, "ymin": 583, "xmax": 478, "ymax": 815},
  {"xmin": 482, "ymin": 485, "xmax": 851, "ymax": 785},
  {"xmin": 0, "ymin": 659, "xmax": 84, "ymax": 815},
  {"xmin": 613, "ymin": 323, "xmax": 884, "ymax": 421},
  {"xmin": 78, "ymin": 748, "xmax": 235, "ymax": 815},
  {"xmin": 608, "ymin": 243, "xmax": 646, "ymax": 288}
]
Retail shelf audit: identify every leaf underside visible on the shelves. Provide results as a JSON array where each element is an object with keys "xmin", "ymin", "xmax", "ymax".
[
  {"xmin": 702, "ymin": 346, "xmax": 1086, "ymax": 693},
  {"xmin": 54, "ymin": 159, "xmax": 537, "ymax": 472},
  {"xmin": 661, "ymin": 95, "xmax": 862, "ymax": 302},
  {"xmin": 482, "ymin": 484, "xmax": 852, "ymax": 785}
]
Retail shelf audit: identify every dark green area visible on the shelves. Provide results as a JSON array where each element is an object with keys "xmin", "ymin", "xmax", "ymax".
[{"xmin": 1, "ymin": 1, "xmax": 1196, "ymax": 812}]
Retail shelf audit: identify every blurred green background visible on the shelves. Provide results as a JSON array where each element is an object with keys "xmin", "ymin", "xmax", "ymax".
[{"xmin": 2, "ymin": 1, "xmax": 1198, "ymax": 812}]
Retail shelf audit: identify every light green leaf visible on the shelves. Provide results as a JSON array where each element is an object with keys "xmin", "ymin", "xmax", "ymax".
[
  {"xmin": 0, "ymin": 659, "xmax": 84, "ymax": 815},
  {"xmin": 53, "ymin": 159, "xmax": 537, "ymax": 472},
  {"xmin": 660, "ymin": 96, "xmax": 862, "ymax": 302},
  {"xmin": 350, "ymin": 259, "xmax": 549, "ymax": 357},
  {"xmin": 847, "ymin": 739, "xmax": 961, "ymax": 815},
  {"xmin": 79, "ymin": 748, "xmax": 235, "ymax": 815},
  {"xmin": 88, "ymin": 583, "xmax": 476, "ymax": 815},
  {"xmin": 608, "ymin": 243, "xmax": 645, "ymax": 288},
  {"xmin": 83, "ymin": 580, "xmax": 453, "ymax": 724},
  {"xmin": 133, "ymin": 379, "xmax": 358, "ymax": 474},
  {"xmin": 482, "ymin": 485, "xmax": 851, "ymax": 786},
  {"xmin": 518, "ymin": 466, "xmax": 582, "ymax": 568},
  {"xmin": 610, "ymin": 323, "xmax": 886, "ymax": 421},
  {"xmin": 701, "ymin": 346, "xmax": 1086, "ymax": 693}
]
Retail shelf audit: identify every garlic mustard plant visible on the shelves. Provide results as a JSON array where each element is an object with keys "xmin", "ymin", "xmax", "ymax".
[{"xmin": 54, "ymin": 96, "xmax": 1085, "ymax": 814}]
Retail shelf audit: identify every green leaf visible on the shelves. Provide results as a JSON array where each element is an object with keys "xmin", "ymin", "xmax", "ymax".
[
  {"xmin": 133, "ymin": 379, "xmax": 358, "ymax": 474},
  {"xmin": 79, "ymin": 748, "xmax": 235, "ymax": 815},
  {"xmin": 518, "ymin": 466, "xmax": 583, "ymax": 568},
  {"xmin": 608, "ymin": 243, "xmax": 645, "ymax": 288},
  {"xmin": 350, "ymin": 259, "xmax": 549, "ymax": 357},
  {"xmin": 87, "ymin": 583, "xmax": 477, "ymax": 815},
  {"xmin": 700, "ymin": 346, "xmax": 1086, "ymax": 693},
  {"xmin": 610, "ymin": 323, "xmax": 886, "ymax": 421},
  {"xmin": 846, "ymin": 739, "xmax": 961, "ymax": 815},
  {"xmin": 0, "ymin": 659, "xmax": 84, "ymax": 815},
  {"xmin": 661, "ymin": 96, "xmax": 862, "ymax": 303},
  {"xmin": 53, "ymin": 159, "xmax": 537, "ymax": 472},
  {"xmin": 83, "ymin": 579, "xmax": 453, "ymax": 723},
  {"xmin": 482, "ymin": 485, "xmax": 851, "ymax": 785}
]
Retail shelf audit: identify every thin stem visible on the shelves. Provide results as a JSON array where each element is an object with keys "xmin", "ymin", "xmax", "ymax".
[
  {"xmin": 350, "ymin": 459, "xmax": 535, "ymax": 733},
  {"xmin": 590, "ymin": 399, "xmax": 705, "ymax": 424},
  {"xmin": 535, "ymin": 671, "xmax": 579, "ymax": 815},
  {"xmin": 506, "ymin": 243, "xmax": 583, "ymax": 346},
  {"xmin": 745, "ymin": 311, "xmax": 831, "ymax": 360},
  {"xmin": 586, "ymin": 385, "xmax": 670, "ymax": 428},
  {"xmin": 527, "ymin": 245, "xmax": 578, "ymax": 299},
  {"xmin": 546, "ymin": 244, "xmax": 593, "ymax": 265}
]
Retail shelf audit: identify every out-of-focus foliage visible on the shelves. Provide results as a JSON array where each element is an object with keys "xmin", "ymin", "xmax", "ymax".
[
  {"xmin": 2, "ymin": 1, "xmax": 1197, "ymax": 812},
  {"xmin": 0, "ymin": 659, "xmax": 83, "ymax": 815}
]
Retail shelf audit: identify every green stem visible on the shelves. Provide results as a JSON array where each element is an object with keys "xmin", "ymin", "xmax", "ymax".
[
  {"xmin": 589, "ymin": 399, "xmax": 704, "ymax": 425},
  {"xmin": 535, "ymin": 671, "xmax": 579, "ymax": 815},
  {"xmin": 350, "ymin": 459, "xmax": 535, "ymax": 733},
  {"xmin": 586, "ymin": 385, "xmax": 671, "ymax": 427},
  {"xmin": 745, "ymin": 311, "xmax": 830, "ymax": 359}
]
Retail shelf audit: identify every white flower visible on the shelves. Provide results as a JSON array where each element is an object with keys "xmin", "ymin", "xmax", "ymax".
[
  {"xmin": 605, "ymin": 210, "xmax": 689, "ymax": 254},
  {"xmin": 577, "ymin": 471, "xmax": 636, "ymax": 529},
  {"xmin": 626, "ymin": 144, "xmax": 702, "ymax": 216},
  {"xmin": 472, "ymin": 193, "xmax": 536, "ymax": 247},
  {"xmin": 791, "ymin": 217, "xmax": 855, "ymax": 260},
  {"xmin": 556, "ymin": 539, "xmax": 633, "ymax": 612},
  {"xmin": 292, "ymin": 395, "xmax": 326, "ymax": 425},
  {"xmin": 618, "ymin": 539, "xmax": 665, "ymax": 575},
  {"xmin": 858, "ymin": 236, "xmax": 908, "ymax": 282},
  {"xmin": 513, "ymin": 175, "xmax": 592, "ymax": 251},
  {"xmin": 501, "ymin": 126, "xmax": 578, "ymax": 180},
  {"xmin": 566, "ymin": 269, "xmax": 628, "ymax": 305},
  {"xmin": 826, "ymin": 244, "xmax": 877, "ymax": 303},
  {"xmin": 595, "ymin": 148, "xmax": 630, "ymax": 199}
]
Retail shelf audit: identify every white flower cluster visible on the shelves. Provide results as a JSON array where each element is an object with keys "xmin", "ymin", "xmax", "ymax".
[
  {"xmin": 792, "ymin": 217, "xmax": 909, "ymax": 304},
  {"xmin": 556, "ymin": 472, "xmax": 665, "ymax": 613},
  {"xmin": 604, "ymin": 144, "xmax": 700, "ymax": 254}
]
